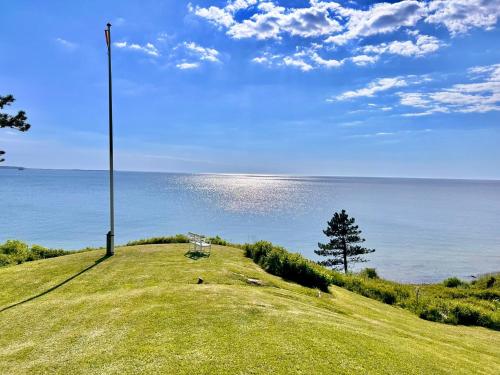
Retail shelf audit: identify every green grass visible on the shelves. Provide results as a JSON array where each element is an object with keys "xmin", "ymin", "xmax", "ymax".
[
  {"xmin": 241, "ymin": 240, "xmax": 499, "ymax": 329},
  {"xmin": 0, "ymin": 244, "xmax": 499, "ymax": 374},
  {"xmin": 326, "ymin": 270, "xmax": 500, "ymax": 329}
]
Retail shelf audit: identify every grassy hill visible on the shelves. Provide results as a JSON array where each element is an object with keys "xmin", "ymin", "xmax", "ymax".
[{"xmin": 0, "ymin": 244, "xmax": 498, "ymax": 374}]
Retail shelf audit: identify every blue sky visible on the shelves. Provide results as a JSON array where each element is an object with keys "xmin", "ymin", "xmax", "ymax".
[{"xmin": 1, "ymin": 0, "xmax": 499, "ymax": 178}]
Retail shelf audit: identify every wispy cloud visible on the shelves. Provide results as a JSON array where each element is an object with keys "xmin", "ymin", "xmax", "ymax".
[
  {"xmin": 189, "ymin": 0, "xmax": 500, "ymax": 72},
  {"xmin": 183, "ymin": 42, "xmax": 220, "ymax": 62},
  {"xmin": 425, "ymin": 0, "xmax": 500, "ymax": 35},
  {"xmin": 348, "ymin": 128, "xmax": 432, "ymax": 139},
  {"xmin": 173, "ymin": 42, "xmax": 221, "ymax": 70},
  {"xmin": 400, "ymin": 64, "xmax": 500, "ymax": 115},
  {"xmin": 176, "ymin": 62, "xmax": 200, "ymax": 70},
  {"xmin": 252, "ymin": 44, "xmax": 343, "ymax": 71},
  {"xmin": 325, "ymin": 0, "xmax": 426, "ymax": 45},
  {"xmin": 359, "ymin": 34, "xmax": 443, "ymax": 58},
  {"xmin": 333, "ymin": 76, "xmax": 426, "ymax": 101},
  {"xmin": 191, "ymin": 0, "xmax": 500, "ymax": 42},
  {"xmin": 338, "ymin": 120, "xmax": 364, "ymax": 128},
  {"xmin": 190, "ymin": 1, "xmax": 342, "ymax": 40},
  {"xmin": 113, "ymin": 41, "xmax": 160, "ymax": 57},
  {"xmin": 55, "ymin": 37, "xmax": 78, "ymax": 51},
  {"xmin": 350, "ymin": 54, "xmax": 379, "ymax": 66}
]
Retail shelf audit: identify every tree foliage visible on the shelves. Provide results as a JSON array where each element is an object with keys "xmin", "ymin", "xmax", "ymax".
[
  {"xmin": 315, "ymin": 209, "xmax": 375, "ymax": 273},
  {"xmin": 0, "ymin": 94, "xmax": 31, "ymax": 162}
]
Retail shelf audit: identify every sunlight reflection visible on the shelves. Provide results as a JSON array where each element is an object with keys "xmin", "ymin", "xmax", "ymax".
[{"xmin": 180, "ymin": 174, "xmax": 312, "ymax": 214}]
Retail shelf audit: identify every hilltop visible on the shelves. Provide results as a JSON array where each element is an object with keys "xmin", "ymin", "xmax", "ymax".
[{"xmin": 0, "ymin": 244, "xmax": 498, "ymax": 374}]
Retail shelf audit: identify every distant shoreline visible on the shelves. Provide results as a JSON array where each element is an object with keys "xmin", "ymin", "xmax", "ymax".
[{"xmin": 2, "ymin": 166, "xmax": 499, "ymax": 183}]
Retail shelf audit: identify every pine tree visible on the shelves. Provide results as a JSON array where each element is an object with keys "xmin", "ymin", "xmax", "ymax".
[
  {"xmin": 315, "ymin": 209, "xmax": 375, "ymax": 273},
  {"xmin": 0, "ymin": 94, "xmax": 31, "ymax": 163}
]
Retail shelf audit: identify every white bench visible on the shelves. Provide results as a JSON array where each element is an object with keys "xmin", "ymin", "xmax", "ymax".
[{"xmin": 187, "ymin": 232, "xmax": 211, "ymax": 255}]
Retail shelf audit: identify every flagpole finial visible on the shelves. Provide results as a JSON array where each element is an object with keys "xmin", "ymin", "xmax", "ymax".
[{"xmin": 107, "ymin": 22, "xmax": 112, "ymax": 28}]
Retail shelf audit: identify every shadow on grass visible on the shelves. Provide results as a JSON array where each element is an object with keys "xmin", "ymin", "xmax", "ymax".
[
  {"xmin": 184, "ymin": 250, "xmax": 210, "ymax": 260},
  {"xmin": 0, "ymin": 254, "xmax": 110, "ymax": 313}
]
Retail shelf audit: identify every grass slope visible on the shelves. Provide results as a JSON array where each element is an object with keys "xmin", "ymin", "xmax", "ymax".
[{"xmin": 0, "ymin": 244, "xmax": 498, "ymax": 374}]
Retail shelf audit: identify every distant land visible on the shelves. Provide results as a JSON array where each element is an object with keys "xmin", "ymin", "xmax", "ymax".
[
  {"xmin": 1, "ymin": 166, "xmax": 500, "ymax": 182},
  {"xmin": 0, "ymin": 166, "xmax": 25, "ymax": 170}
]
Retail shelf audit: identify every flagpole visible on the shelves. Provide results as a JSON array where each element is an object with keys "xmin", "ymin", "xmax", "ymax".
[{"xmin": 105, "ymin": 23, "xmax": 115, "ymax": 256}]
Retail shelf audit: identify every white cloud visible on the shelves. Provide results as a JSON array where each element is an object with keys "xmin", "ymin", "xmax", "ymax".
[
  {"xmin": 468, "ymin": 64, "xmax": 500, "ymax": 78},
  {"xmin": 184, "ymin": 42, "xmax": 220, "ymax": 62},
  {"xmin": 55, "ymin": 38, "xmax": 78, "ymax": 51},
  {"xmin": 113, "ymin": 41, "xmax": 160, "ymax": 57},
  {"xmin": 190, "ymin": 0, "xmax": 500, "ymax": 71},
  {"xmin": 401, "ymin": 107, "xmax": 449, "ymax": 117},
  {"xmin": 252, "ymin": 46, "xmax": 343, "ymax": 71},
  {"xmin": 399, "ymin": 92, "xmax": 431, "ymax": 107},
  {"xmin": 335, "ymin": 76, "xmax": 410, "ymax": 100},
  {"xmin": 338, "ymin": 120, "xmax": 364, "ymax": 127},
  {"xmin": 189, "ymin": 2, "xmax": 236, "ymax": 28},
  {"xmin": 326, "ymin": 0, "xmax": 426, "ymax": 45},
  {"xmin": 360, "ymin": 34, "xmax": 443, "ymax": 57},
  {"xmin": 400, "ymin": 63, "xmax": 500, "ymax": 115},
  {"xmin": 191, "ymin": 0, "xmax": 500, "ymax": 44},
  {"xmin": 348, "ymin": 128, "xmax": 432, "ymax": 139},
  {"xmin": 252, "ymin": 56, "xmax": 269, "ymax": 64},
  {"xmin": 425, "ymin": 0, "xmax": 500, "ymax": 35},
  {"xmin": 191, "ymin": 0, "xmax": 343, "ymax": 40},
  {"xmin": 157, "ymin": 32, "xmax": 174, "ymax": 43},
  {"xmin": 350, "ymin": 54, "xmax": 379, "ymax": 66},
  {"xmin": 309, "ymin": 51, "xmax": 344, "ymax": 68},
  {"xmin": 176, "ymin": 62, "xmax": 200, "ymax": 70},
  {"xmin": 191, "ymin": 1, "xmax": 438, "ymax": 44},
  {"xmin": 283, "ymin": 56, "xmax": 314, "ymax": 71}
]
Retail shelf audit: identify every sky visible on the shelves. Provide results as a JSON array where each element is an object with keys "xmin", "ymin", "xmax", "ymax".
[{"xmin": 1, "ymin": 0, "xmax": 499, "ymax": 179}]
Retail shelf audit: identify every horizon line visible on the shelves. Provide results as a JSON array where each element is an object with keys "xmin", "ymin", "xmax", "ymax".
[{"xmin": 2, "ymin": 165, "xmax": 499, "ymax": 182}]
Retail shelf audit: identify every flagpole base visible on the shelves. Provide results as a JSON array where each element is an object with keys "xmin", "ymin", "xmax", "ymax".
[{"xmin": 106, "ymin": 231, "xmax": 114, "ymax": 256}]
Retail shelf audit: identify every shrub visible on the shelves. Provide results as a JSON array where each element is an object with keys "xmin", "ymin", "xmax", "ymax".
[
  {"xmin": 470, "ymin": 273, "xmax": 499, "ymax": 289},
  {"xmin": 327, "ymin": 270, "xmax": 409, "ymax": 306},
  {"xmin": 448, "ymin": 303, "xmax": 494, "ymax": 327},
  {"xmin": 30, "ymin": 245, "xmax": 68, "ymax": 259},
  {"xmin": 416, "ymin": 300, "xmax": 497, "ymax": 329},
  {"xmin": 0, "ymin": 240, "xmax": 30, "ymax": 264},
  {"xmin": 281, "ymin": 253, "xmax": 331, "ymax": 291},
  {"xmin": 359, "ymin": 268, "xmax": 379, "ymax": 279},
  {"xmin": 0, "ymin": 254, "xmax": 13, "ymax": 267},
  {"xmin": 126, "ymin": 234, "xmax": 190, "ymax": 246},
  {"xmin": 263, "ymin": 247, "xmax": 285, "ymax": 275},
  {"xmin": 209, "ymin": 236, "xmax": 231, "ymax": 246},
  {"xmin": 129, "ymin": 234, "xmax": 234, "ymax": 247},
  {"xmin": 486, "ymin": 276, "xmax": 496, "ymax": 289},
  {"xmin": 0, "ymin": 240, "xmax": 71, "ymax": 268},
  {"xmin": 343, "ymin": 277, "xmax": 398, "ymax": 305},
  {"xmin": 328, "ymin": 270, "xmax": 346, "ymax": 287},
  {"xmin": 243, "ymin": 241, "xmax": 273, "ymax": 265},
  {"xmin": 418, "ymin": 303, "xmax": 445, "ymax": 323},
  {"xmin": 244, "ymin": 241, "xmax": 331, "ymax": 292},
  {"xmin": 443, "ymin": 277, "xmax": 464, "ymax": 288},
  {"xmin": 473, "ymin": 290, "xmax": 500, "ymax": 300}
]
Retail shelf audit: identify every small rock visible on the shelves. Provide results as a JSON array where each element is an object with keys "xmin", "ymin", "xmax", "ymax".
[
  {"xmin": 197, "ymin": 277, "xmax": 204, "ymax": 284},
  {"xmin": 247, "ymin": 278, "xmax": 263, "ymax": 286}
]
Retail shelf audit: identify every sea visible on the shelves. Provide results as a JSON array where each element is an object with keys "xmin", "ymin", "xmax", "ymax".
[{"xmin": 1, "ymin": 168, "xmax": 499, "ymax": 283}]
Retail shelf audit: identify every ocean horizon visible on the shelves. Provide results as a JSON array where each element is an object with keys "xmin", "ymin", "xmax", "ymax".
[{"xmin": 1, "ymin": 167, "xmax": 499, "ymax": 283}]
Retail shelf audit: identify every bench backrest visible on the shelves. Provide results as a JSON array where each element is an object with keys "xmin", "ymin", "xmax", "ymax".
[{"xmin": 188, "ymin": 232, "xmax": 205, "ymax": 242}]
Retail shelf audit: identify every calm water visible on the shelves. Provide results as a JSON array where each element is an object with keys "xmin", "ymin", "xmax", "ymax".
[{"xmin": 1, "ymin": 168, "xmax": 499, "ymax": 283}]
